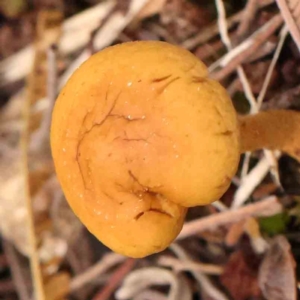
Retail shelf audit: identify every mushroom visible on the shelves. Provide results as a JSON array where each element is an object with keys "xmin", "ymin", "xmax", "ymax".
[
  {"xmin": 51, "ymin": 41, "xmax": 300, "ymax": 258},
  {"xmin": 239, "ymin": 110, "xmax": 300, "ymax": 161}
]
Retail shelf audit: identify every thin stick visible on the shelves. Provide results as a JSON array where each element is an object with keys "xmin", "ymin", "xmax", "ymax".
[
  {"xmin": 215, "ymin": 1, "xmax": 284, "ymax": 186},
  {"xmin": 22, "ymin": 73, "xmax": 46, "ymax": 300},
  {"xmin": 237, "ymin": 0, "xmax": 258, "ymax": 38},
  {"xmin": 92, "ymin": 258, "xmax": 136, "ymax": 300},
  {"xmin": 210, "ymin": 14, "xmax": 283, "ymax": 81},
  {"xmin": 211, "ymin": 200, "xmax": 228, "ymax": 212},
  {"xmin": 241, "ymin": 152, "xmax": 251, "ymax": 179},
  {"xmin": 178, "ymin": 196, "xmax": 282, "ymax": 240},
  {"xmin": 214, "ymin": 0, "xmax": 257, "ymax": 111},
  {"xmin": 158, "ymin": 256, "xmax": 224, "ymax": 275},
  {"xmin": 181, "ymin": 0, "xmax": 275, "ymax": 50},
  {"xmin": 237, "ymin": 27, "xmax": 288, "ymax": 195},
  {"xmin": 30, "ymin": 46, "xmax": 58, "ymax": 153},
  {"xmin": 70, "ymin": 253, "xmax": 126, "ymax": 292},
  {"xmin": 170, "ymin": 244, "xmax": 229, "ymax": 300},
  {"xmin": 233, "ymin": 154, "xmax": 281, "ymax": 208},
  {"xmin": 208, "ymin": 36, "xmax": 253, "ymax": 72},
  {"xmin": 215, "ymin": 0, "xmax": 232, "ymax": 49},
  {"xmin": 257, "ymin": 25, "xmax": 289, "ymax": 108},
  {"xmin": 182, "ymin": 10, "xmax": 243, "ymax": 50},
  {"xmin": 214, "ymin": 0, "xmax": 258, "ymax": 183}
]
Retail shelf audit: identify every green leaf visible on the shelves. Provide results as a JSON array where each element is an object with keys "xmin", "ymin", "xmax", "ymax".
[{"xmin": 259, "ymin": 213, "xmax": 289, "ymax": 235}]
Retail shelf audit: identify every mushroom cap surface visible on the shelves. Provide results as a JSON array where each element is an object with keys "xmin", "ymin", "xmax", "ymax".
[{"xmin": 51, "ymin": 41, "xmax": 240, "ymax": 257}]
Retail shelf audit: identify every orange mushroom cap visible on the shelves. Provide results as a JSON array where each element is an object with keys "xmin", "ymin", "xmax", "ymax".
[{"xmin": 51, "ymin": 41, "xmax": 240, "ymax": 257}]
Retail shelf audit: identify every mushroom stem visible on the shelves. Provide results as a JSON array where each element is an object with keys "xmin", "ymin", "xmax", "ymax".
[{"xmin": 239, "ymin": 110, "xmax": 300, "ymax": 161}]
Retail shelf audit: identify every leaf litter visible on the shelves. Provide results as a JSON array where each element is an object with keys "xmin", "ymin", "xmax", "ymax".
[{"xmin": 0, "ymin": 0, "xmax": 300, "ymax": 299}]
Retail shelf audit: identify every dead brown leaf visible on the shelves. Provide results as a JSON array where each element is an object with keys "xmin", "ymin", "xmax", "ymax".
[
  {"xmin": 221, "ymin": 250, "xmax": 261, "ymax": 300},
  {"xmin": 258, "ymin": 235, "xmax": 297, "ymax": 300},
  {"xmin": 276, "ymin": 0, "xmax": 300, "ymax": 49}
]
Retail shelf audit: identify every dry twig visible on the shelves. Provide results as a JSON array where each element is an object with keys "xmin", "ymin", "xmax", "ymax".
[
  {"xmin": 237, "ymin": 0, "xmax": 259, "ymax": 38},
  {"xmin": 92, "ymin": 258, "xmax": 136, "ymax": 300},
  {"xmin": 257, "ymin": 25, "xmax": 289, "ymax": 108},
  {"xmin": 70, "ymin": 253, "xmax": 126, "ymax": 292},
  {"xmin": 170, "ymin": 244, "xmax": 229, "ymax": 300},
  {"xmin": 30, "ymin": 46, "xmax": 58, "ymax": 153},
  {"xmin": 214, "ymin": 0, "xmax": 257, "ymax": 111},
  {"xmin": 276, "ymin": 0, "xmax": 300, "ymax": 50},
  {"xmin": 158, "ymin": 256, "xmax": 224, "ymax": 275},
  {"xmin": 178, "ymin": 196, "xmax": 282, "ymax": 240},
  {"xmin": 210, "ymin": 14, "xmax": 283, "ymax": 81}
]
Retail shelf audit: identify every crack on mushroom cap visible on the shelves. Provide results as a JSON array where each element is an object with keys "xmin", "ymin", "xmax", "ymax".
[
  {"xmin": 151, "ymin": 74, "xmax": 172, "ymax": 83},
  {"xmin": 127, "ymin": 170, "xmax": 163, "ymax": 194},
  {"xmin": 75, "ymin": 107, "xmax": 180, "ymax": 225},
  {"xmin": 190, "ymin": 76, "xmax": 207, "ymax": 84},
  {"xmin": 114, "ymin": 177, "xmax": 172, "ymax": 221},
  {"xmin": 75, "ymin": 73, "xmax": 238, "ymax": 206},
  {"xmin": 216, "ymin": 130, "xmax": 234, "ymax": 136},
  {"xmin": 76, "ymin": 86, "xmax": 175, "ymax": 192},
  {"xmin": 76, "ymin": 88, "xmax": 149, "ymax": 190},
  {"xmin": 135, "ymin": 208, "xmax": 173, "ymax": 220},
  {"xmin": 155, "ymin": 76, "xmax": 181, "ymax": 96}
]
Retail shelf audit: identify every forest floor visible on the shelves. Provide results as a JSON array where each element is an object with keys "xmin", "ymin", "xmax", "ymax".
[{"xmin": 0, "ymin": 0, "xmax": 300, "ymax": 299}]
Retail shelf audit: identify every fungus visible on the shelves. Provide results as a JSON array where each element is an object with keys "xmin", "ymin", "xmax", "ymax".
[
  {"xmin": 239, "ymin": 110, "xmax": 300, "ymax": 161},
  {"xmin": 51, "ymin": 41, "xmax": 300, "ymax": 258}
]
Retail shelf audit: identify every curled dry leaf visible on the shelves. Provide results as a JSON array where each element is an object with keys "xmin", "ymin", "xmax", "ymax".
[
  {"xmin": 115, "ymin": 267, "xmax": 192, "ymax": 300},
  {"xmin": 276, "ymin": 0, "xmax": 300, "ymax": 49},
  {"xmin": 258, "ymin": 235, "xmax": 297, "ymax": 300}
]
